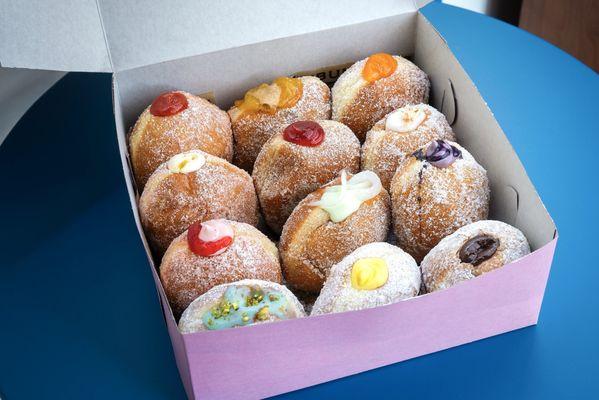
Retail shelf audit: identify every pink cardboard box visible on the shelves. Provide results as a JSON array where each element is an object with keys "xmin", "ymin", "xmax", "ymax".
[{"xmin": 0, "ymin": 1, "xmax": 557, "ymax": 398}]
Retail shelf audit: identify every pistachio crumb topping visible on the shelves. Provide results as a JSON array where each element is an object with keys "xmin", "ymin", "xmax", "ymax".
[
  {"xmin": 255, "ymin": 306, "xmax": 270, "ymax": 321},
  {"xmin": 201, "ymin": 285, "xmax": 291, "ymax": 330}
]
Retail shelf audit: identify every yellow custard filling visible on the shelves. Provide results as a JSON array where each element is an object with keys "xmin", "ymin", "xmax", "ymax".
[{"xmin": 351, "ymin": 258, "xmax": 389, "ymax": 290}]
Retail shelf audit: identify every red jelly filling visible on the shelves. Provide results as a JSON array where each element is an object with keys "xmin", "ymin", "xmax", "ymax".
[
  {"xmin": 150, "ymin": 92, "xmax": 188, "ymax": 117},
  {"xmin": 187, "ymin": 221, "xmax": 233, "ymax": 257},
  {"xmin": 283, "ymin": 121, "xmax": 325, "ymax": 147}
]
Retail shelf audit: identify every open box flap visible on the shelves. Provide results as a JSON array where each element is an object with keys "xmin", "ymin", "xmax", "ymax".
[
  {"xmin": 0, "ymin": 0, "xmax": 112, "ymax": 72},
  {"xmin": 0, "ymin": 0, "xmax": 432, "ymax": 73}
]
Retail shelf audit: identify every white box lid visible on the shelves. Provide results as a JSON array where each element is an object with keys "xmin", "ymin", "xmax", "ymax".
[{"xmin": 0, "ymin": 0, "xmax": 431, "ymax": 73}]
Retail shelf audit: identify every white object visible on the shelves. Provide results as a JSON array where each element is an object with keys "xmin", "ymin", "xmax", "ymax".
[
  {"xmin": 311, "ymin": 170, "xmax": 383, "ymax": 222},
  {"xmin": 385, "ymin": 105, "xmax": 427, "ymax": 132},
  {"xmin": 166, "ymin": 151, "xmax": 206, "ymax": 174}
]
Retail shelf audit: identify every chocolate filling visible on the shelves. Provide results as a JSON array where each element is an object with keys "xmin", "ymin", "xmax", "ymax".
[{"xmin": 459, "ymin": 234, "xmax": 500, "ymax": 266}]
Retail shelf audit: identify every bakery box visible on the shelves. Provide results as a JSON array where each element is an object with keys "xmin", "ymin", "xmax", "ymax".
[{"xmin": 0, "ymin": 1, "xmax": 557, "ymax": 398}]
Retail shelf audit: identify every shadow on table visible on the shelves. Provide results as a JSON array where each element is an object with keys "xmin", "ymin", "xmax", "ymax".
[
  {"xmin": 0, "ymin": 72, "xmax": 187, "ymax": 398},
  {"xmin": 0, "ymin": 72, "xmax": 123, "ymax": 268}
]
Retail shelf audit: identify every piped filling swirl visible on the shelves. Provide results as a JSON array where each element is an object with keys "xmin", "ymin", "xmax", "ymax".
[
  {"xmin": 413, "ymin": 140, "xmax": 462, "ymax": 168},
  {"xmin": 187, "ymin": 219, "xmax": 234, "ymax": 257},
  {"xmin": 311, "ymin": 170, "xmax": 382, "ymax": 223}
]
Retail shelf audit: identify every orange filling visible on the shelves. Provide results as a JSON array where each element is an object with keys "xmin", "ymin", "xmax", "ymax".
[
  {"xmin": 275, "ymin": 77, "xmax": 303, "ymax": 108},
  {"xmin": 234, "ymin": 77, "xmax": 303, "ymax": 116},
  {"xmin": 362, "ymin": 53, "xmax": 398, "ymax": 83}
]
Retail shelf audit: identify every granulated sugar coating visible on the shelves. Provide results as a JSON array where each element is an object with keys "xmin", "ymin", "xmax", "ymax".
[
  {"xmin": 312, "ymin": 242, "xmax": 420, "ymax": 315},
  {"xmin": 229, "ymin": 76, "xmax": 331, "ymax": 171},
  {"xmin": 129, "ymin": 91, "xmax": 233, "ymax": 189},
  {"xmin": 362, "ymin": 104, "xmax": 455, "ymax": 190},
  {"xmin": 332, "ymin": 55, "xmax": 430, "ymax": 141},
  {"xmin": 253, "ymin": 119, "xmax": 360, "ymax": 233},
  {"xmin": 421, "ymin": 220, "xmax": 530, "ymax": 292},
  {"xmin": 391, "ymin": 141, "xmax": 490, "ymax": 262},
  {"xmin": 139, "ymin": 150, "xmax": 259, "ymax": 256},
  {"xmin": 160, "ymin": 222, "xmax": 282, "ymax": 316},
  {"xmin": 279, "ymin": 173, "xmax": 391, "ymax": 293}
]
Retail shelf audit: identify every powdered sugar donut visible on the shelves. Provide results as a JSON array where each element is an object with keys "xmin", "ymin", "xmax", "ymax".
[
  {"xmin": 312, "ymin": 242, "xmax": 420, "ymax": 315},
  {"xmin": 160, "ymin": 220, "xmax": 282, "ymax": 316},
  {"xmin": 280, "ymin": 170, "xmax": 391, "ymax": 293},
  {"xmin": 139, "ymin": 150, "xmax": 258, "ymax": 256},
  {"xmin": 229, "ymin": 76, "xmax": 331, "ymax": 171},
  {"xmin": 391, "ymin": 140, "xmax": 489, "ymax": 262},
  {"xmin": 253, "ymin": 120, "xmax": 360, "ymax": 233},
  {"xmin": 129, "ymin": 91, "xmax": 233, "ymax": 189},
  {"xmin": 332, "ymin": 53, "xmax": 429, "ymax": 141},
  {"xmin": 179, "ymin": 279, "xmax": 305, "ymax": 333},
  {"xmin": 362, "ymin": 104, "xmax": 455, "ymax": 190},
  {"xmin": 421, "ymin": 220, "xmax": 530, "ymax": 292}
]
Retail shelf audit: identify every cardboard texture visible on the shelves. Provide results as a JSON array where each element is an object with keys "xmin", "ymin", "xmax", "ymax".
[
  {"xmin": 292, "ymin": 63, "xmax": 353, "ymax": 88},
  {"xmin": 113, "ymin": 12, "xmax": 417, "ymax": 126},
  {"xmin": 0, "ymin": 0, "xmax": 111, "ymax": 72},
  {"xmin": 3, "ymin": 1, "xmax": 557, "ymax": 398},
  {"xmin": 0, "ymin": 0, "xmax": 426, "ymax": 72}
]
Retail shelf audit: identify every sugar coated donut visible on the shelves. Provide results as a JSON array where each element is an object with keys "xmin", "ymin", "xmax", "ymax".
[
  {"xmin": 391, "ymin": 140, "xmax": 489, "ymax": 262},
  {"xmin": 253, "ymin": 120, "xmax": 360, "ymax": 233},
  {"xmin": 139, "ymin": 150, "xmax": 258, "ymax": 256},
  {"xmin": 160, "ymin": 220, "xmax": 282, "ymax": 316},
  {"xmin": 129, "ymin": 91, "xmax": 233, "ymax": 189},
  {"xmin": 332, "ymin": 53, "xmax": 429, "ymax": 141},
  {"xmin": 280, "ymin": 170, "xmax": 390, "ymax": 293},
  {"xmin": 229, "ymin": 76, "xmax": 331, "ymax": 171},
  {"xmin": 311, "ymin": 242, "xmax": 420, "ymax": 315},
  {"xmin": 421, "ymin": 220, "xmax": 530, "ymax": 292},
  {"xmin": 178, "ymin": 279, "xmax": 305, "ymax": 333},
  {"xmin": 362, "ymin": 104, "xmax": 455, "ymax": 190}
]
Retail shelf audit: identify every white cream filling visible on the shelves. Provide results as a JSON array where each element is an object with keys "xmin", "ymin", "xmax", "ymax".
[
  {"xmin": 311, "ymin": 170, "xmax": 382, "ymax": 222},
  {"xmin": 167, "ymin": 151, "xmax": 206, "ymax": 173},
  {"xmin": 385, "ymin": 105, "xmax": 427, "ymax": 132}
]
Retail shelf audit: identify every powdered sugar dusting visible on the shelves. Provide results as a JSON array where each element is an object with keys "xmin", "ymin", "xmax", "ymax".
[
  {"xmin": 362, "ymin": 104, "xmax": 455, "ymax": 190},
  {"xmin": 421, "ymin": 220, "xmax": 530, "ymax": 292},
  {"xmin": 178, "ymin": 279, "xmax": 306, "ymax": 333},
  {"xmin": 160, "ymin": 221, "xmax": 282, "ymax": 316},
  {"xmin": 391, "ymin": 141, "xmax": 490, "ymax": 261},
  {"xmin": 331, "ymin": 62, "xmax": 366, "ymax": 120},
  {"xmin": 139, "ymin": 150, "xmax": 259, "ymax": 255},
  {"xmin": 229, "ymin": 76, "xmax": 331, "ymax": 171},
  {"xmin": 253, "ymin": 119, "xmax": 360, "ymax": 233},
  {"xmin": 129, "ymin": 91, "xmax": 233, "ymax": 189},
  {"xmin": 311, "ymin": 242, "xmax": 420, "ymax": 315},
  {"xmin": 280, "ymin": 173, "xmax": 391, "ymax": 293},
  {"xmin": 332, "ymin": 56, "xmax": 430, "ymax": 140}
]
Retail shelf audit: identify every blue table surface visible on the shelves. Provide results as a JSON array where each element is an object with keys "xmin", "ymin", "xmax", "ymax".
[{"xmin": 1, "ymin": 3, "xmax": 598, "ymax": 399}]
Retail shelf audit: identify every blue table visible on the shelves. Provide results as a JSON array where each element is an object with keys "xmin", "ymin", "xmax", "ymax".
[{"xmin": 1, "ymin": 3, "xmax": 598, "ymax": 399}]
